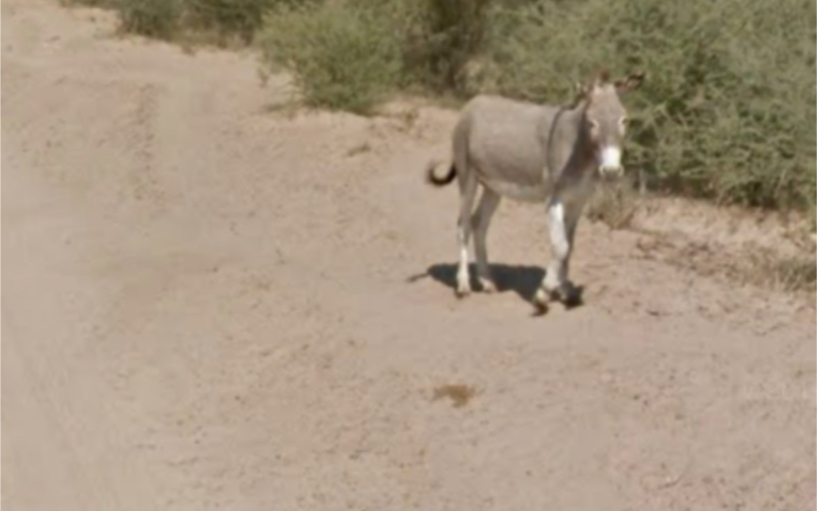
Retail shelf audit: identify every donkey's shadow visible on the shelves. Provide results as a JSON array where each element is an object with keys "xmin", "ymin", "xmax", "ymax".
[
  {"xmin": 409, "ymin": 263, "xmax": 584, "ymax": 309},
  {"xmin": 411, "ymin": 263, "xmax": 544, "ymax": 304}
]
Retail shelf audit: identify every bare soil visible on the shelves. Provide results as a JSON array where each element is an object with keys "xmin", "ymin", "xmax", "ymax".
[{"xmin": 3, "ymin": 1, "xmax": 815, "ymax": 510}]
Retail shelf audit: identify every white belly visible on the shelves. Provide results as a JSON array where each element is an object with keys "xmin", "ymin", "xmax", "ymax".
[{"xmin": 482, "ymin": 180, "xmax": 551, "ymax": 203}]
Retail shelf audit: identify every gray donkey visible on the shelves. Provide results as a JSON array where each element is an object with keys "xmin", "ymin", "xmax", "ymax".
[{"xmin": 426, "ymin": 69, "xmax": 644, "ymax": 312}]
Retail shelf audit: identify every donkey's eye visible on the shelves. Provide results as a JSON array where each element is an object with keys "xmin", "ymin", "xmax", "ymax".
[{"xmin": 589, "ymin": 119, "xmax": 600, "ymax": 131}]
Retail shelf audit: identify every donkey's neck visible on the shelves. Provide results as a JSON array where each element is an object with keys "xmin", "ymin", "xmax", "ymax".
[{"xmin": 543, "ymin": 102, "xmax": 595, "ymax": 179}]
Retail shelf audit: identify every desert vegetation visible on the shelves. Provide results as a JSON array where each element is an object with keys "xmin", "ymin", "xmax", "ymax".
[{"xmin": 62, "ymin": 0, "xmax": 816, "ymax": 214}]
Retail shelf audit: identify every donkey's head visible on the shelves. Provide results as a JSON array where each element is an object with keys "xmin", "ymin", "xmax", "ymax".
[{"xmin": 574, "ymin": 69, "xmax": 645, "ymax": 178}]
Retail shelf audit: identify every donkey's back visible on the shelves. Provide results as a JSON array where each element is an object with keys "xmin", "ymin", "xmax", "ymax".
[{"xmin": 454, "ymin": 95, "xmax": 560, "ymax": 202}]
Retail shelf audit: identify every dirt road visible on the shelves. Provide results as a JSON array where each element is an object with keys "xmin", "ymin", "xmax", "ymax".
[{"xmin": 2, "ymin": 1, "xmax": 814, "ymax": 509}]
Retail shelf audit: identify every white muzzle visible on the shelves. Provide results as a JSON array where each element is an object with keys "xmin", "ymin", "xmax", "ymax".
[{"xmin": 598, "ymin": 146, "xmax": 623, "ymax": 177}]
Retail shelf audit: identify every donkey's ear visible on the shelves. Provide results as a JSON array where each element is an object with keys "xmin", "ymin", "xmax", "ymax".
[
  {"xmin": 573, "ymin": 81, "xmax": 584, "ymax": 95},
  {"xmin": 615, "ymin": 71, "xmax": 646, "ymax": 93},
  {"xmin": 571, "ymin": 81, "xmax": 587, "ymax": 104}
]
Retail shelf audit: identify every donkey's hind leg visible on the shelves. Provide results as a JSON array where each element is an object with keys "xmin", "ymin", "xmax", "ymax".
[
  {"xmin": 471, "ymin": 187, "xmax": 501, "ymax": 292},
  {"xmin": 455, "ymin": 171, "xmax": 479, "ymax": 297}
]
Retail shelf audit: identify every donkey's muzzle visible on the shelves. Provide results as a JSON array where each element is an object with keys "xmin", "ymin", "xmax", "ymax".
[{"xmin": 598, "ymin": 146, "xmax": 624, "ymax": 179}]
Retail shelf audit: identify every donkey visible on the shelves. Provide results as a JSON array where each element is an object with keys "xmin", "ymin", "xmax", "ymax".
[{"xmin": 426, "ymin": 69, "xmax": 644, "ymax": 311}]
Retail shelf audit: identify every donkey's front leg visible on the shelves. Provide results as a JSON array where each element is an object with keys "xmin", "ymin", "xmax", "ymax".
[{"xmin": 535, "ymin": 197, "xmax": 582, "ymax": 309}]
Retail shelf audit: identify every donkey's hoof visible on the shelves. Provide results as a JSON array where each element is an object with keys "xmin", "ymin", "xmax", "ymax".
[
  {"xmin": 563, "ymin": 291, "xmax": 584, "ymax": 309},
  {"xmin": 455, "ymin": 283, "xmax": 472, "ymax": 298},
  {"xmin": 561, "ymin": 283, "xmax": 584, "ymax": 309},
  {"xmin": 532, "ymin": 289, "xmax": 550, "ymax": 315},
  {"xmin": 536, "ymin": 286, "xmax": 559, "ymax": 303},
  {"xmin": 479, "ymin": 278, "xmax": 497, "ymax": 293},
  {"xmin": 534, "ymin": 287, "xmax": 552, "ymax": 305}
]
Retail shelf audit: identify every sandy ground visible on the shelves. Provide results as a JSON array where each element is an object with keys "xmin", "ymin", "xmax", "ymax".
[{"xmin": 2, "ymin": 1, "xmax": 815, "ymax": 510}]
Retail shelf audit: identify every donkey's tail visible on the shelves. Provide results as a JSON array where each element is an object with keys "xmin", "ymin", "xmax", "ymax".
[{"xmin": 426, "ymin": 159, "xmax": 457, "ymax": 187}]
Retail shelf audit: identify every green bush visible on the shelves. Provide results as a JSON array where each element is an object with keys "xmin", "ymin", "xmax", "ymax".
[
  {"xmin": 115, "ymin": 0, "xmax": 182, "ymax": 39},
  {"xmin": 399, "ymin": 0, "xmax": 491, "ymax": 92},
  {"xmin": 257, "ymin": 0, "xmax": 814, "ymax": 209},
  {"xmin": 183, "ymin": 0, "xmax": 319, "ymax": 44},
  {"xmin": 474, "ymin": 0, "xmax": 816, "ymax": 210},
  {"xmin": 257, "ymin": 2, "xmax": 401, "ymax": 114},
  {"xmin": 65, "ymin": 0, "xmax": 315, "ymax": 44},
  {"xmin": 181, "ymin": 0, "xmax": 271, "ymax": 43},
  {"xmin": 59, "ymin": 0, "xmax": 118, "ymax": 6}
]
